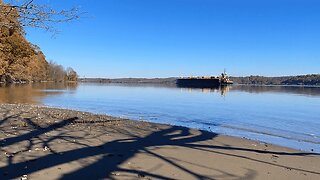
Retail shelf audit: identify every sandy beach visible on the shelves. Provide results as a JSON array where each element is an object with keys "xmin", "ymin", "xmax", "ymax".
[{"xmin": 0, "ymin": 104, "xmax": 319, "ymax": 180}]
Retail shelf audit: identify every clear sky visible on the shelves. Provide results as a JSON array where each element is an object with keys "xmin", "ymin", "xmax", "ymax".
[{"xmin": 24, "ymin": 0, "xmax": 320, "ymax": 78}]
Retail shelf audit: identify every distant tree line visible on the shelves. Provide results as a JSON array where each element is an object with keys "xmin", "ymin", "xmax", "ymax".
[
  {"xmin": 80, "ymin": 75, "xmax": 320, "ymax": 86},
  {"xmin": 230, "ymin": 74, "xmax": 320, "ymax": 86},
  {"xmin": 79, "ymin": 77, "xmax": 177, "ymax": 84}
]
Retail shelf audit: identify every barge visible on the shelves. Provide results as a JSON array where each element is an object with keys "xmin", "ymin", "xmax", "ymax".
[{"xmin": 176, "ymin": 71, "xmax": 233, "ymax": 88}]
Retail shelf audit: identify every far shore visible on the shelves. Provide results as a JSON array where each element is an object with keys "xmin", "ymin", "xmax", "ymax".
[
  {"xmin": 0, "ymin": 103, "xmax": 319, "ymax": 179},
  {"xmin": 78, "ymin": 74, "xmax": 320, "ymax": 87},
  {"xmin": 1, "ymin": 77, "xmax": 320, "ymax": 88}
]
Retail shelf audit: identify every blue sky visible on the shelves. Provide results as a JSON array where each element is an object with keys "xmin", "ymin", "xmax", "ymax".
[{"xmin": 23, "ymin": 0, "xmax": 320, "ymax": 78}]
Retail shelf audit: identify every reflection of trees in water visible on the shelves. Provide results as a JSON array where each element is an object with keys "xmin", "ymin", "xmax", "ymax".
[
  {"xmin": 31, "ymin": 82, "xmax": 78, "ymax": 90},
  {"xmin": 2, "ymin": 82, "xmax": 317, "ymax": 105},
  {"xmin": 231, "ymin": 85, "xmax": 320, "ymax": 97},
  {"xmin": 176, "ymin": 85, "xmax": 320, "ymax": 97},
  {"xmin": 0, "ymin": 83, "xmax": 78, "ymax": 104}
]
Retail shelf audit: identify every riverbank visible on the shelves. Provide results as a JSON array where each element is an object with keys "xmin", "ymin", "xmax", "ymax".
[
  {"xmin": 78, "ymin": 74, "xmax": 320, "ymax": 86},
  {"xmin": 0, "ymin": 104, "xmax": 319, "ymax": 179}
]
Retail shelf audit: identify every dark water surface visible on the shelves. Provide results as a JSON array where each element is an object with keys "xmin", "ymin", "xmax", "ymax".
[{"xmin": 1, "ymin": 83, "xmax": 319, "ymax": 152}]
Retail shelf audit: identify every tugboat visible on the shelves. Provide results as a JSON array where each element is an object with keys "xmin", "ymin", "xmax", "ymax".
[
  {"xmin": 176, "ymin": 71, "xmax": 233, "ymax": 88},
  {"xmin": 220, "ymin": 71, "xmax": 233, "ymax": 85}
]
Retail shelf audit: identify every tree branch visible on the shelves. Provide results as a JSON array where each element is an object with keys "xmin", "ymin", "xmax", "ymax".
[{"xmin": 0, "ymin": 0, "xmax": 82, "ymax": 33}]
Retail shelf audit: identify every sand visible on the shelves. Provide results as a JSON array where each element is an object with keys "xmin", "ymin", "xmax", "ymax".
[{"xmin": 0, "ymin": 104, "xmax": 319, "ymax": 180}]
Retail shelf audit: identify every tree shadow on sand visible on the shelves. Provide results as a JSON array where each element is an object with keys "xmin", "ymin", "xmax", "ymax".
[{"xmin": 0, "ymin": 114, "xmax": 319, "ymax": 179}]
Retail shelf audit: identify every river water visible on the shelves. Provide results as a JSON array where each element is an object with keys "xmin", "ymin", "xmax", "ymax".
[{"xmin": 0, "ymin": 83, "xmax": 319, "ymax": 152}]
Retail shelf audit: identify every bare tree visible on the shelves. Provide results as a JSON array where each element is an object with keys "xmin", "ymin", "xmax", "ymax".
[
  {"xmin": 47, "ymin": 61, "xmax": 66, "ymax": 82},
  {"xmin": 66, "ymin": 67, "xmax": 78, "ymax": 81},
  {"xmin": 0, "ymin": 0, "xmax": 81, "ymax": 32}
]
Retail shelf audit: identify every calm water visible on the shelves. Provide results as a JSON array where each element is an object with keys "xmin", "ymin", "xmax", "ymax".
[{"xmin": 1, "ymin": 83, "xmax": 320, "ymax": 152}]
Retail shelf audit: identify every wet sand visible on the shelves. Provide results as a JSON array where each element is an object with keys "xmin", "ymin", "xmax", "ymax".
[{"xmin": 0, "ymin": 104, "xmax": 319, "ymax": 179}]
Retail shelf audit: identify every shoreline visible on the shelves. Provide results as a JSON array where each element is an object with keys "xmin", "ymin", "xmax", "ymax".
[
  {"xmin": 14, "ymin": 103, "xmax": 319, "ymax": 153},
  {"xmin": 0, "ymin": 104, "xmax": 319, "ymax": 179},
  {"xmin": 4, "ymin": 103, "xmax": 317, "ymax": 153}
]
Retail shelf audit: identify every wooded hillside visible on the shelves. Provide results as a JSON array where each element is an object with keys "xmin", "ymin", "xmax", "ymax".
[{"xmin": 0, "ymin": 0, "xmax": 77, "ymax": 83}]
